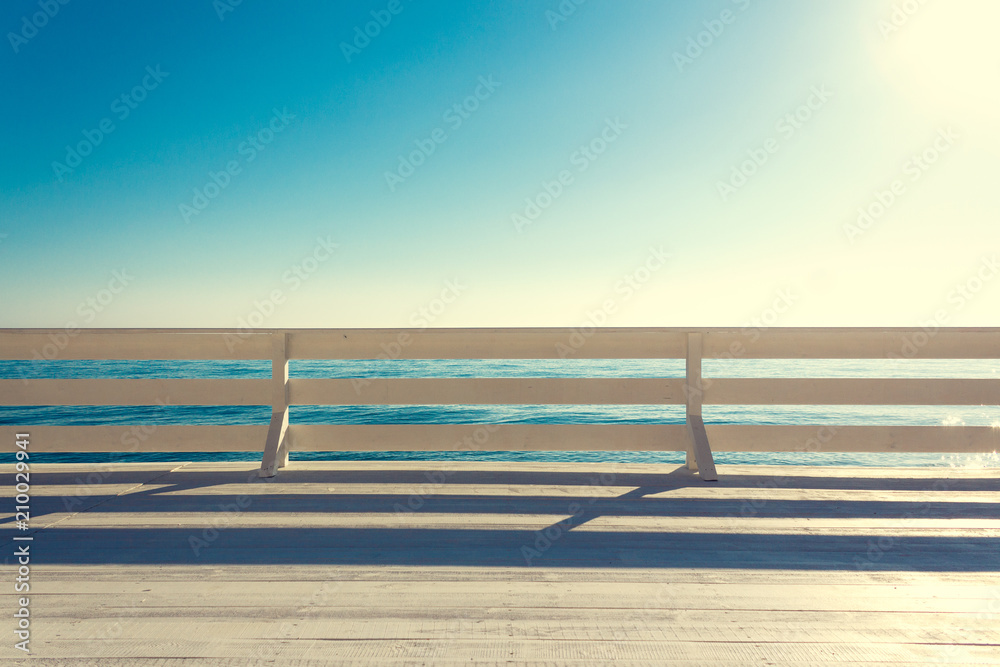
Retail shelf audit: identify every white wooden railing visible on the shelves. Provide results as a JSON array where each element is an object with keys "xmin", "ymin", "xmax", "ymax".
[{"xmin": 1, "ymin": 328, "xmax": 998, "ymax": 480}]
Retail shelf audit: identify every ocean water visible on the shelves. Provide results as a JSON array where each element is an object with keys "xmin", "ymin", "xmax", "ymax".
[{"xmin": 2, "ymin": 358, "xmax": 999, "ymax": 468}]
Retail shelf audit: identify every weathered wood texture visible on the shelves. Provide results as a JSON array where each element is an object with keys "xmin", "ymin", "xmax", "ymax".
[
  {"xmin": 0, "ymin": 461, "xmax": 997, "ymax": 665},
  {"xmin": 4, "ymin": 327, "xmax": 999, "ymax": 359},
  {"xmin": 2, "ymin": 424, "xmax": 997, "ymax": 454}
]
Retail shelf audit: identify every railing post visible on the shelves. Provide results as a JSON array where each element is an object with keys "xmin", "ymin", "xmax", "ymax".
[
  {"xmin": 685, "ymin": 332, "xmax": 717, "ymax": 481},
  {"xmin": 259, "ymin": 332, "xmax": 289, "ymax": 478}
]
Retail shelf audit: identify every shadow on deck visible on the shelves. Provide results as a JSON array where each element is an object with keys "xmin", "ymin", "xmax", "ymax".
[{"xmin": 3, "ymin": 464, "xmax": 999, "ymax": 570}]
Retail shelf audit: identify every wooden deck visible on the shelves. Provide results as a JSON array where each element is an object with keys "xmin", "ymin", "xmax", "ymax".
[{"xmin": 2, "ymin": 460, "xmax": 999, "ymax": 665}]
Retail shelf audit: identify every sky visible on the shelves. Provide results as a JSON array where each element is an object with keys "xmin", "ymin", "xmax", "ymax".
[{"xmin": 1, "ymin": 0, "xmax": 998, "ymax": 329}]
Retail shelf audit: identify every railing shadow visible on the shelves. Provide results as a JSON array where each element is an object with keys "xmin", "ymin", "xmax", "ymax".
[{"xmin": 1, "ymin": 465, "xmax": 998, "ymax": 570}]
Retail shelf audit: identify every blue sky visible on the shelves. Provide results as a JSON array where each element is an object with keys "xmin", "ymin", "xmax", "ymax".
[{"xmin": 2, "ymin": 0, "xmax": 998, "ymax": 329}]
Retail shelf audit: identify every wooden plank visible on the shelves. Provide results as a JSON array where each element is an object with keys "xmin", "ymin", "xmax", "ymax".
[
  {"xmin": 18, "ymin": 579, "xmax": 1000, "ymax": 607},
  {"xmin": 162, "ymin": 459, "xmax": 1000, "ymax": 479},
  {"xmin": 50, "ymin": 479, "xmax": 996, "ymax": 504},
  {"xmin": 3, "ymin": 636, "xmax": 997, "ymax": 663},
  {"xmin": 0, "ymin": 425, "xmax": 267, "ymax": 452},
  {"xmin": 4, "ymin": 423, "xmax": 989, "ymax": 455},
  {"xmin": 0, "ymin": 378, "xmax": 270, "ymax": 406},
  {"xmin": 0, "ymin": 332, "xmax": 271, "ymax": 360},
  {"xmin": 21, "ymin": 564, "xmax": 999, "ymax": 588},
  {"xmin": 705, "ymin": 377, "xmax": 1000, "ymax": 405},
  {"xmin": 290, "ymin": 377, "xmax": 687, "ymax": 405},
  {"xmin": 16, "ymin": 615, "xmax": 1000, "ymax": 650},
  {"xmin": 287, "ymin": 424, "xmax": 687, "ymax": 451},
  {"xmin": 30, "ymin": 512, "xmax": 1000, "ymax": 534},
  {"xmin": 289, "ymin": 329, "xmax": 688, "ymax": 359},
  {"xmin": 705, "ymin": 424, "xmax": 1000, "ymax": 453},
  {"xmin": 1, "ymin": 658, "xmax": 987, "ymax": 667},
  {"xmin": 4, "ymin": 327, "xmax": 999, "ymax": 360},
  {"xmin": 704, "ymin": 329, "xmax": 1000, "ymax": 359},
  {"xmin": 3, "ymin": 455, "xmax": 999, "ymax": 662}
]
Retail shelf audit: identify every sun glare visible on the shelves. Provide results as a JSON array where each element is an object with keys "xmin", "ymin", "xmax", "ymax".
[{"xmin": 874, "ymin": 0, "xmax": 1000, "ymax": 128}]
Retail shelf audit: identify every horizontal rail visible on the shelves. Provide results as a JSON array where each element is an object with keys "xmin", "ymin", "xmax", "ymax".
[
  {"xmin": 0, "ymin": 332, "xmax": 271, "ymax": 360},
  {"xmin": 5, "ymin": 328, "xmax": 999, "ymax": 361},
  {"xmin": 289, "ymin": 330, "xmax": 688, "ymax": 359},
  {"xmin": 292, "ymin": 378, "xmax": 687, "ymax": 405},
  {"xmin": 287, "ymin": 424, "xmax": 685, "ymax": 451},
  {"xmin": 0, "ymin": 425, "xmax": 267, "ymax": 452},
  {"xmin": 705, "ymin": 424, "xmax": 1000, "ymax": 453},
  {"xmin": 704, "ymin": 330, "xmax": 1000, "ymax": 359},
  {"xmin": 704, "ymin": 378, "xmax": 1000, "ymax": 405},
  {"xmin": 320, "ymin": 424, "xmax": 998, "ymax": 455},
  {"xmin": 5, "ymin": 424, "xmax": 994, "ymax": 454},
  {"xmin": 1, "ymin": 379, "xmax": 271, "ymax": 406}
]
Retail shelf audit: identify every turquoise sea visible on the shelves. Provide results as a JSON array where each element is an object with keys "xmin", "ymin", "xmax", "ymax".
[{"xmin": 3, "ymin": 358, "xmax": 999, "ymax": 468}]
